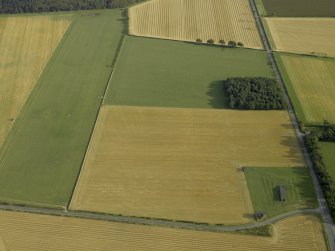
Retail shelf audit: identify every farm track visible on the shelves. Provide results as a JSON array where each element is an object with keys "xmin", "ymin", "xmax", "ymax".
[
  {"xmin": 249, "ymin": 0, "xmax": 335, "ymax": 249},
  {"xmin": 0, "ymin": 204, "xmax": 320, "ymax": 233}
]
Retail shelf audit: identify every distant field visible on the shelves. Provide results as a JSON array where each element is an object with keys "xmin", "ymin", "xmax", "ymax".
[
  {"xmin": 265, "ymin": 18, "xmax": 335, "ymax": 57},
  {"xmin": 245, "ymin": 167, "xmax": 317, "ymax": 218},
  {"xmin": 0, "ymin": 10, "xmax": 124, "ymax": 207},
  {"xmin": 71, "ymin": 106, "xmax": 304, "ymax": 224},
  {"xmin": 105, "ymin": 36, "xmax": 273, "ymax": 109},
  {"xmin": 0, "ymin": 211, "xmax": 327, "ymax": 250},
  {"xmin": 129, "ymin": 0, "xmax": 263, "ymax": 49},
  {"xmin": 321, "ymin": 143, "xmax": 335, "ymax": 181},
  {"xmin": 0, "ymin": 14, "xmax": 72, "ymax": 147},
  {"xmin": 260, "ymin": 0, "xmax": 335, "ymax": 17},
  {"xmin": 275, "ymin": 54, "xmax": 335, "ymax": 124}
]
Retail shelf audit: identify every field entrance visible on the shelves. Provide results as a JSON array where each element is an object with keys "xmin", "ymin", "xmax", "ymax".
[{"xmin": 70, "ymin": 105, "xmax": 304, "ymax": 225}]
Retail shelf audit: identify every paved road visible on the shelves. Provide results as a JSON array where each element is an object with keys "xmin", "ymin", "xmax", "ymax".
[
  {"xmin": 0, "ymin": 204, "xmax": 320, "ymax": 233},
  {"xmin": 249, "ymin": 0, "xmax": 335, "ymax": 249}
]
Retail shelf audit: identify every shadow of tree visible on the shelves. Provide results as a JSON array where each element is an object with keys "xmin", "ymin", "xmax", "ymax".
[
  {"xmin": 206, "ymin": 81, "xmax": 228, "ymax": 109},
  {"xmin": 280, "ymin": 134, "xmax": 305, "ymax": 165}
]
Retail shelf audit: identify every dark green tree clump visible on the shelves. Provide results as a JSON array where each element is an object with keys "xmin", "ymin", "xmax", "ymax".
[
  {"xmin": 207, "ymin": 38, "xmax": 214, "ymax": 44},
  {"xmin": 305, "ymin": 129, "xmax": 335, "ymax": 219},
  {"xmin": 223, "ymin": 77, "xmax": 286, "ymax": 110},
  {"xmin": 0, "ymin": 0, "xmax": 143, "ymax": 14},
  {"xmin": 320, "ymin": 120, "xmax": 335, "ymax": 141},
  {"xmin": 228, "ymin": 41, "xmax": 237, "ymax": 47}
]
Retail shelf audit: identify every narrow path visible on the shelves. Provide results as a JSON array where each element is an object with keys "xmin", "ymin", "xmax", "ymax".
[
  {"xmin": 0, "ymin": 204, "xmax": 320, "ymax": 233},
  {"xmin": 248, "ymin": 0, "xmax": 335, "ymax": 249}
]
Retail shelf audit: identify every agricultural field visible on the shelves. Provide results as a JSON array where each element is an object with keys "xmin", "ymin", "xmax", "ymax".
[
  {"xmin": 275, "ymin": 54, "xmax": 335, "ymax": 124},
  {"xmin": 0, "ymin": 10, "xmax": 124, "ymax": 207},
  {"xmin": 0, "ymin": 211, "xmax": 327, "ymax": 251},
  {"xmin": 70, "ymin": 106, "xmax": 304, "ymax": 224},
  {"xmin": 245, "ymin": 167, "xmax": 317, "ymax": 218},
  {"xmin": 265, "ymin": 18, "xmax": 335, "ymax": 57},
  {"xmin": 260, "ymin": 0, "xmax": 335, "ymax": 17},
  {"xmin": 321, "ymin": 143, "xmax": 335, "ymax": 181},
  {"xmin": 0, "ymin": 14, "xmax": 72, "ymax": 147},
  {"xmin": 129, "ymin": 0, "xmax": 263, "ymax": 49},
  {"xmin": 105, "ymin": 36, "xmax": 273, "ymax": 109}
]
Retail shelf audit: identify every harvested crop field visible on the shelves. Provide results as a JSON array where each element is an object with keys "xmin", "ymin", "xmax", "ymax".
[
  {"xmin": 265, "ymin": 18, "xmax": 335, "ymax": 57},
  {"xmin": 105, "ymin": 36, "xmax": 273, "ymax": 109},
  {"xmin": 70, "ymin": 106, "xmax": 304, "ymax": 225},
  {"xmin": 0, "ymin": 211, "xmax": 327, "ymax": 251},
  {"xmin": 0, "ymin": 10, "xmax": 124, "ymax": 207},
  {"xmin": 260, "ymin": 0, "xmax": 335, "ymax": 17},
  {"xmin": 0, "ymin": 14, "xmax": 72, "ymax": 146},
  {"xmin": 129, "ymin": 0, "xmax": 263, "ymax": 49},
  {"xmin": 276, "ymin": 54, "xmax": 335, "ymax": 124}
]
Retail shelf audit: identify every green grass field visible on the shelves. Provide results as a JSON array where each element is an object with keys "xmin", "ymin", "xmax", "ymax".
[
  {"xmin": 321, "ymin": 143, "xmax": 335, "ymax": 181},
  {"xmin": 0, "ymin": 10, "xmax": 124, "ymax": 207},
  {"xmin": 104, "ymin": 36, "xmax": 274, "ymax": 109},
  {"xmin": 245, "ymin": 167, "xmax": 317, "ymax": 217},
  {"xmin": 275, "ymin": 53, "xmax": 335, "ymax": 125},
  {"xmin": 260, "ymin": 0, "xmax": 335, "ymax": 17}
]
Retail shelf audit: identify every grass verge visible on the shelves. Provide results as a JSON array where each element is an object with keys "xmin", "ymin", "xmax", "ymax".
[
  {"xmin": 0, "ymin": 9, "xmax": 124, "ymax": 207},
  {"xmin": 245, "ymin": 167, "xmax": 318, "ymax": 218}
]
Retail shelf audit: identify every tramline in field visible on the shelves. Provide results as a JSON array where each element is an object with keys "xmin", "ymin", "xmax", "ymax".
[
  {"xmin": 0, "ymin": 211, "xmax": 327, "ymax": 251},
  {"xmin": 0, "ymin": 14, "xmax": 72, "ymax": 146},
  {"xmin": 276, "ymin": 54, "xmax": 335, "ymax": 124},
  {"xmin": 265, "ymin": 18, "xmax": 335, "ymax": 57},
  {"xmin": 129, "ymin": 0, "xmax": 263, "ymax": 49},
  {"xmin": 70, "ymin": 105, "xmax": 305, "ymax": 225}
]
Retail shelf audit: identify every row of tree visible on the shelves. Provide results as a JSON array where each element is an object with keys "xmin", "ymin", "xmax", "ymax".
[
  {"xmin": 195, "ymin": 38, "xmax": 244, "ymax": 47},
  {"xmin": 223, "ymin": 77, "xmax": 286, "ymax": 110},
  {"xmin": 0, "ymin": 0, "xmax": 143, "ymax": 13},
  {"xmin": 305, "ymin": 122, "xmax": 335, "ymax": 218}
]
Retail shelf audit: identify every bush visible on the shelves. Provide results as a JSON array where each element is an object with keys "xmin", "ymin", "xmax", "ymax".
[
  {"xmin": 218, "ymin": 39, "xmax": 225, "ymax": 45},
  {"xmin": 196, "ymin": 38, "xmax": 203, "ymax": 43},
  {"xmin": 207, "ymin": 38, "xmax": 214, "ymax": 44},
  {"xmin": 223, "ymin": 77, "xmax": 286, "ymax": 110},
  {"xmin": 237, "ymin": 42, "xmax": 244, "ymax": 47},
  {"xmin": 228, "ymin": 41, "xmax": 237, "ymax": 47}
]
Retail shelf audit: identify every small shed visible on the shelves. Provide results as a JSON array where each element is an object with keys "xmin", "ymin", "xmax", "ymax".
[{"xmin": 278, "ymin": 185, "xmax": 287, "ymax": 202}]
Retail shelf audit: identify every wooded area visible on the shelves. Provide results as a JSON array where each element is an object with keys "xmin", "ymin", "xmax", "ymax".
[
  {"xmin": 223, "ymin": 77, "xmax": 285, "ymax": 110},
  {"xmin": 0, "ymin": 0, "xmax": 142, "ymax": 13},
  {"xmin": 305, "ymin": 121, "xmax": 335, "ymax": 219}
]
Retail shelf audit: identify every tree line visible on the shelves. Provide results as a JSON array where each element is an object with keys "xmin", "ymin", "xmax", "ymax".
[
  {"xmin": 305, "ymin": 121, "xmax": 335, "ymax": 219},
  {"xmin": 0, "ymin": 0, "xmax": 143, "ymax": 14},
  {"xmin": 223, "ymin": 77, "xmax": 286, "ymax": 110}
]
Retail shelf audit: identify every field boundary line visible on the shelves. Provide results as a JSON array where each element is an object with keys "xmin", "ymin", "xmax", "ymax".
[
  {"xmin": 0, "ymin": 15, "xmax": 78, "ymax": 169},
  {"xmin": 67, "ymin": 30, "xmax": 127, "ymax": 209},
  {"xmin": 249, "ymin": 0, "xmax": 335, "ymax": 250},
  {"xmin": 0, "ymin": 204, "xmax": 320, "ymax": 233}
]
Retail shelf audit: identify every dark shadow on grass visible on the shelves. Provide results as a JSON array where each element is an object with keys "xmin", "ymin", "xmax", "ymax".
[
  {"xmin": 206, "ymin": 81, "xmax": 228, "ymax": 109},
  {"xmin": 280, "ymin": 133, "xmax": 308, "ymax": 166},
  {"xmin": 272, "ymin": 187, "xmax": 281, "ymax": 201},
  {"xmin": 291, "ymin": 167, "xmax": 318, "ymax": 208}
]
